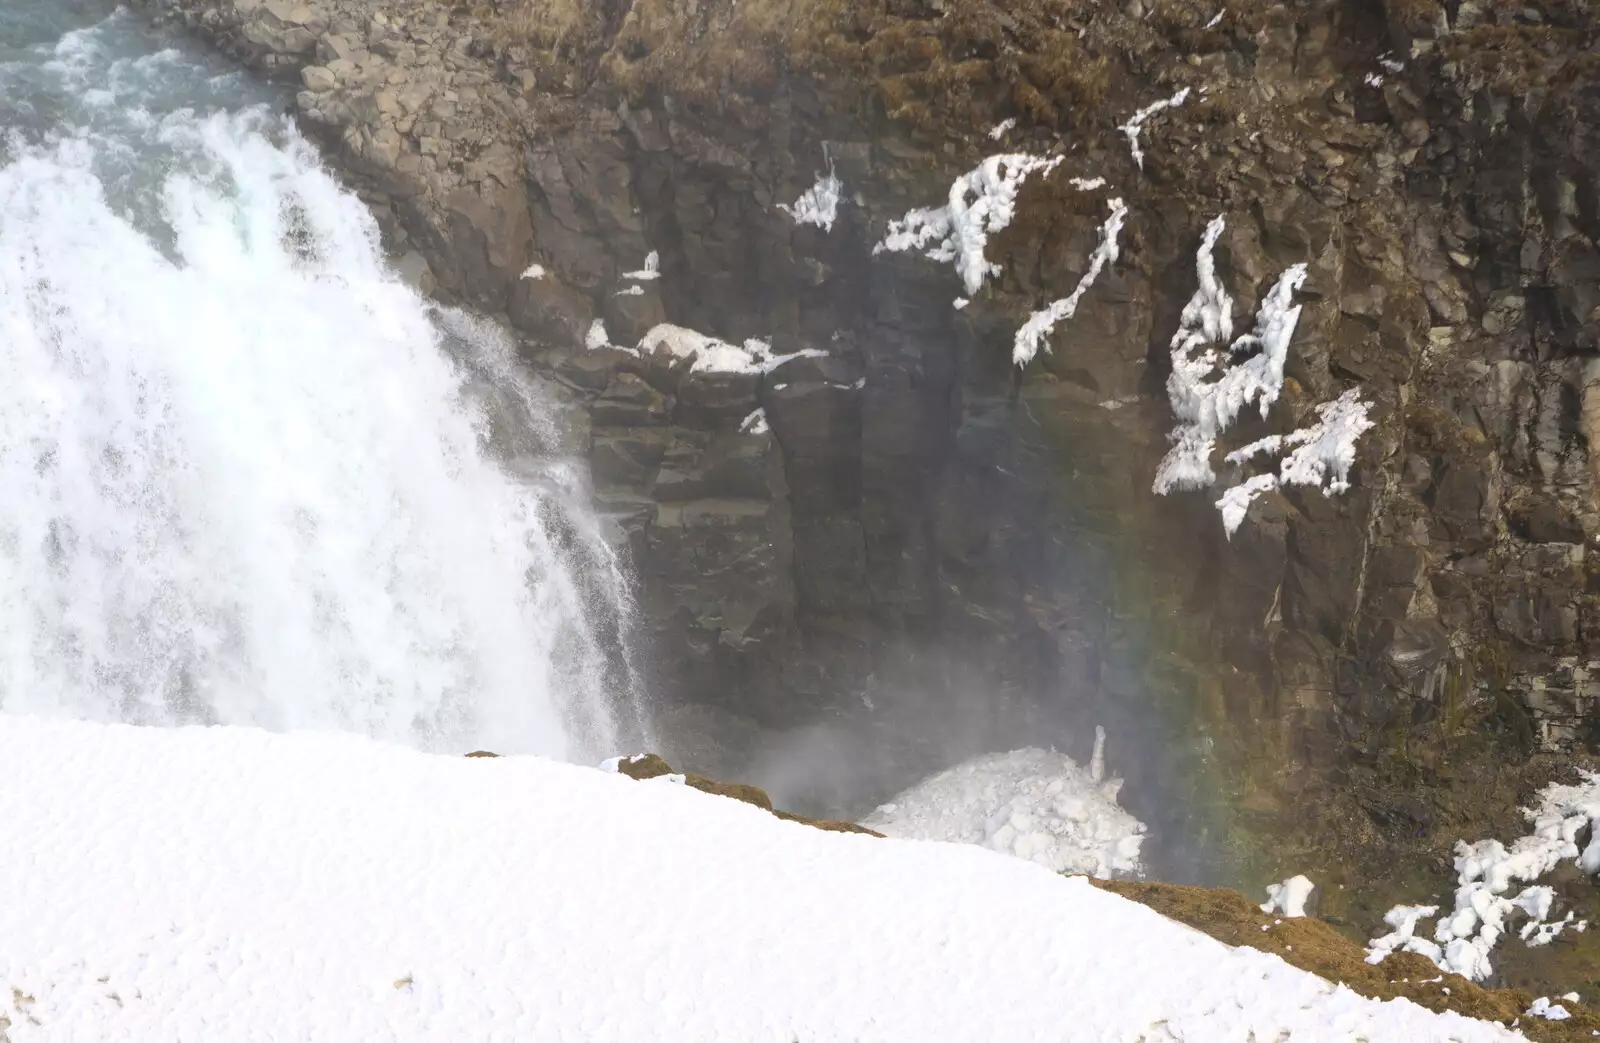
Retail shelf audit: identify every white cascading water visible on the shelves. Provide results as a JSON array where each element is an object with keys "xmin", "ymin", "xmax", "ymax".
[{"xmin": 0, "ymin": 6, "xmax": 644, "ymax": 760}]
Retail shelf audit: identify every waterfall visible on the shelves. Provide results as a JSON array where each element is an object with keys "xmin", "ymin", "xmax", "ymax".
[{"xmin": 0, "ymin": 8, "xmax": 644, "ymax": 761}]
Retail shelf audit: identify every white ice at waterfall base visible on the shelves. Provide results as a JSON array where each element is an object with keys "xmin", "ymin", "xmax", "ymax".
[
  {"xmin": 863, "ymin": 744, "xmax": 1147, "ymax": 879},
  {"xmin": 0, "ymin": 714, "xmax": 1529, "ymax": 1043},
  {"xmin": 1367, "ymin": 770, "xmax": 1600, "ymax": 981}
]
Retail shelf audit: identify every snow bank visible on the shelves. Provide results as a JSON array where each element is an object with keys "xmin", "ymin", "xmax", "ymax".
[
  {"xmin": 1153, "ymin": 216, "xmax": 1375, "ymax": 535},
  {"xmin": 1368, "ymin": 770, "xmax": 1600, "ymax": 981},
  {"xmin": 864, "ymin": 746, "xmax": 1149, "ymax": 879},
  {"xmin": 1013, "ymin": 197, "xmax": 1128, "ymax": 367},
  {"xmin": 0, "ymin": 715, "xmax": 1525, "ymax": 1041},
  {"xmin": 874, "ymin": 152, "xmax": 1062, "ymax": 295}
]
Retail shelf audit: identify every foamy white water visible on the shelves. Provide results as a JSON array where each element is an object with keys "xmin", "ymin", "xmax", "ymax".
[{"xmin": 0, "ymin": 6, "xmax": 641, "ymax": 759}]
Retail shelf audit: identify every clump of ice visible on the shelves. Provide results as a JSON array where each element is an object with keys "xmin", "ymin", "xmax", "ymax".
[
  {"xmin": 862, "ymin": 742, "xmax": 1146, "ymax": 879},
  {"xmin": 1527, "ymin": 998, "xmax": 1572, "ymax": 1021},
  {"xmin": 1013, "ymin": 198, "xmax": 1128, "ymax": 366},
  {"xmin": 1366, "ymin": 904, "xmax": 1443, "ymax": 965},
  {"xmin": 988, "ymin": 117, "xmax": 1018, "ymax": 140},
  {"xmin": 520, "ymin": 263, "xmax": 547, "ymax": 280},
  {"xmin": 1261, "ymin": 876, "xmax": 1315, "ymax": 918},
  {"xmin": 780, "ymin": 164, "xmax": 843, "ymax": 232},
  {"xmin": 874, "ymin": 153, "xmax": 1063, "ymax": 295},
  {"xmin": 637, "ymin": 324, "xmax": 824, "ymax": 375},
  {"xmin": 1119, "ymin": 87, "xmax": 1191, "ymax": 170},
  {"xmin": 1367, "ymin": 770, "xmax": 1600, "ymax": 980},
  {"xmin": 1152, "ymin": 215, "xmax": 1374, "ymax": 536},
  {"xmin": 580, "ymin": 320, "xmax": 824, "ymax": 376},
  {"xmin": 1203, "ymin": 9, "xmax": 1225, "ymax": 28}
]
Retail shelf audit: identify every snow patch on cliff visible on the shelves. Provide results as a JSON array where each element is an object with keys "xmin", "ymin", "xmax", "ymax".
[
  {"xmin": 1013, "ymin": 198, "xmax": 1128, "ymax": 366},
  {"xmin": 1153, "ymin": 215, "xmax": 1375, "ymax": 535},
  {"xmin": 621, "ymin": 250, "xmax": 660, "ymax": 282},
  {"xmin": 1119, "ymin": 87, "xmax": 1191, "ymax": 170},
  {"xmin": 780, "ymin": 165, "xmax": 843, "ymax": 232},
  {"xmin": 874, "ymin": 153, "xmax": 1063, "ymax": 295},
  {"xmin": 1216, "ymin": 389, "xmax": 1375, "ymax": 536},
  {"xmin": 638, "ymin": 324, "xmax": 824, "ymax": 375}
]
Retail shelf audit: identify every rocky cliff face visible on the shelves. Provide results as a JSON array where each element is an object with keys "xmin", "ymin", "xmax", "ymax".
[{"xmin": 142, "ymin": 0, "xmax": 1600, "ymax": 895}]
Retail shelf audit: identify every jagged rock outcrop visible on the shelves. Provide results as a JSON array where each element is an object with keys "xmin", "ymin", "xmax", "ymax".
[{"xmin": 140, "ymin": 0, "xmax": 1600, "ymax": 908}]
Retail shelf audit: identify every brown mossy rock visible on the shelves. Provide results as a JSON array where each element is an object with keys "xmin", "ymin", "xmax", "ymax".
[
  {"xmin": 615, "ymin": 753, "xmax": 883, "ymax": 836},
  {"xmin": 1094, "ymin": 879, "xmax": 1600, "ymax": 1042},
  {"xmin": 614, "ymin": 752, "xmax": 675, "ymax": 780},
  {"xmin": 620, "ymin": 753, "xmax": 775, "ymax": 813},
  {"xmin": 772, "ymin": 809, "xmax": 883, "ymax": 836},
  {"xmin": 493, "ymin": 0, "xmax": 1269, "ymax": 132},
  {"xmin": 464, "ymin": 750, "xmax": 501, "ymax": 758}
]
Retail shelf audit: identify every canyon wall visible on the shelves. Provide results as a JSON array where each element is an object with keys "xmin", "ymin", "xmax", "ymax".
[{"xmin": 142, "ymin": 0, "xmax": 1600, "ymax": 888}]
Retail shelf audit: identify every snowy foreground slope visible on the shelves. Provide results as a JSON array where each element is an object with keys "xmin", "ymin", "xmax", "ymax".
[{"xmin": 0, "ymin": 717, "xmax": 1523, "ymax": 1042}]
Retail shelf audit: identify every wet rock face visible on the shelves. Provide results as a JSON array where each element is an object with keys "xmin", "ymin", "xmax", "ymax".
[{"xmin": 145, "ymin": 0, "xmax": 1600, "ymax": 874}]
